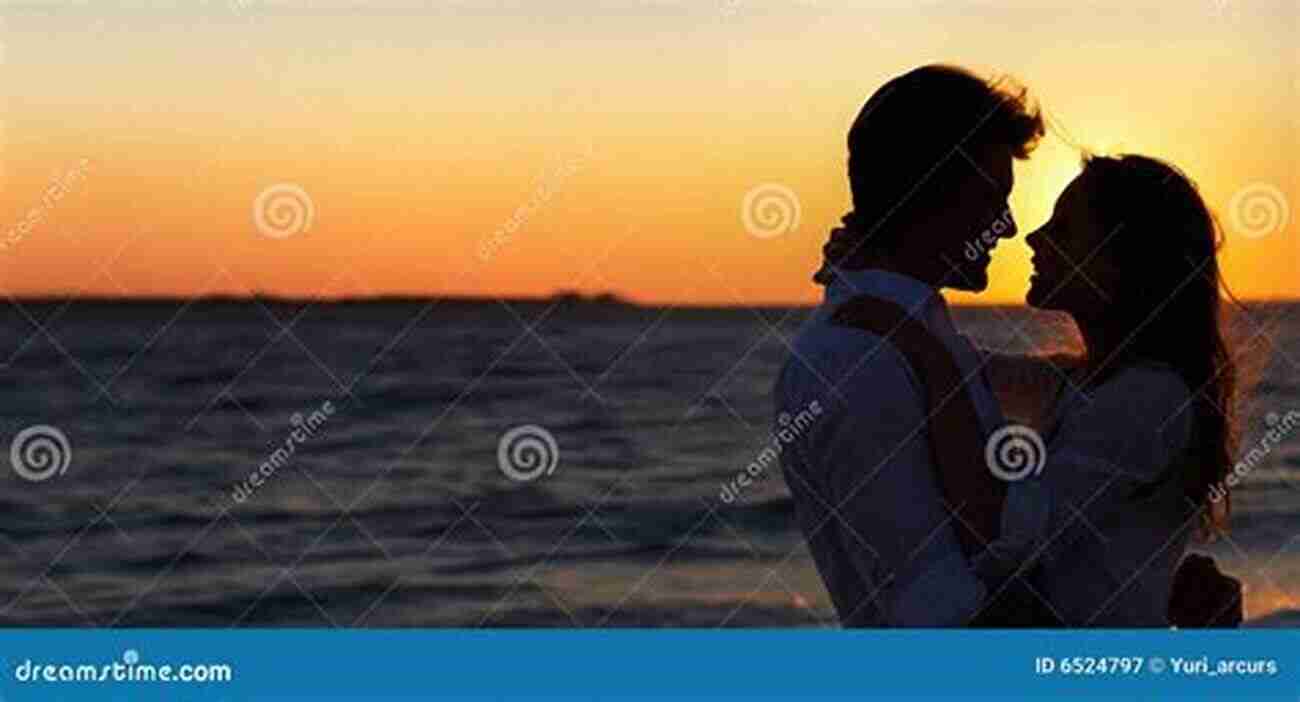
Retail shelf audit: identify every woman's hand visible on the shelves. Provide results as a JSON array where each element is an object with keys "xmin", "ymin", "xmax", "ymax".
[{"xmin": 983, "ymin": 352, "xmax": 1078, "ymax": 429}]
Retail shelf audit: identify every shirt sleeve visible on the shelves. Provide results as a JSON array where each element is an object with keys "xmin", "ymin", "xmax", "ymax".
[
  {"xmin": 972, "ymin": 365, "xmax": 1195, "ymax": 583},
  {"xmin": 816, "ymin": 337, "xmax": 989, "ymax": 626}
]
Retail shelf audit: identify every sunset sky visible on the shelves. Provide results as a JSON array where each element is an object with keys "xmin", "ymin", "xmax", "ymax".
[{"xmin": 1, "ymin": 0, "xmax": 1296, "ymax": 305}]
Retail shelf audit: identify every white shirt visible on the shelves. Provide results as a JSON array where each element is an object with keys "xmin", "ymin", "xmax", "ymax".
[
  {"xmin": 777, "ymin": 268, "xmax": 1197, "ymax": 627},
  {"xmin": 775, "ymin": 268, "xmax": 1003, "ymax": 626}
]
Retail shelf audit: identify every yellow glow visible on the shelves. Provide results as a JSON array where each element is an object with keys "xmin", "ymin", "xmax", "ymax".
[{"xmin": 1, "ymin": 3, "xmax": 1295, "ymax": 305}]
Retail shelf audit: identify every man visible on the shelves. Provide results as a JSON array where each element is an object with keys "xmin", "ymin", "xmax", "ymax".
[{"xmin": 775, "ymin": 64, "xmax": 1044, "ymax": 626}]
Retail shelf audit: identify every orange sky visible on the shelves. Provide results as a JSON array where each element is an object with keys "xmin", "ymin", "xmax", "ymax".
[{"xmin": 1, "ymin": 1, "xmax": 1296, "ymax": 305}]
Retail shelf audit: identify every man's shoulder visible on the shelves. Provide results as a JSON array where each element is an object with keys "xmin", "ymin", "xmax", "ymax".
[{"xmin": 781, "ymin": 314, "xmax": 919, "ymax": 396}]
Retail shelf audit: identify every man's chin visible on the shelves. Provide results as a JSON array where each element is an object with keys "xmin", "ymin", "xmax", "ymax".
[{"xmin": 949, "ymin": 268, "xmax": 989, "ymax": 292}]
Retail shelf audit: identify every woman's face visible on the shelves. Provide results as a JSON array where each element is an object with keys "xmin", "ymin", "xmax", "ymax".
[{"xmin": 1026, "ymin": 173, "xmax": 1122, "ymax": 315}]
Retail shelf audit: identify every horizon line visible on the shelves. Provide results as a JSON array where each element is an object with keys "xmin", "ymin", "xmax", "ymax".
[{"xmin": 3, "ymin": 291, "xmax": 1298, "ymax": 309}]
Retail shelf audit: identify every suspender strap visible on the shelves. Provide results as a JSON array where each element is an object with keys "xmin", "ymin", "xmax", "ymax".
[
  {"xmin": 831, "ymin": 295, "xmax": 1064, "ymax": 627},
  {"xmin": 829, "ymin": 295, "xmax": 1005, "ymax": 556}
]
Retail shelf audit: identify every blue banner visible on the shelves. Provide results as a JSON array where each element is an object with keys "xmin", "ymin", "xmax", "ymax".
[{"xmin": 1, "ymin": 630, "xmax": 1296, "ymax": 700}]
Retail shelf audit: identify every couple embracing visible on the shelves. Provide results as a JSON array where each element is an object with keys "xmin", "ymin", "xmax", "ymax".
[{"xmin": 777, "ymin": 64, "xmax": 1242, "ymax": 627}]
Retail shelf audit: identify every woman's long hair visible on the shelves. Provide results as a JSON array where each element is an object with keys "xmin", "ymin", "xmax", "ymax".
[{"xmin": 1078, "ymin": 155, "xmax": 1239, "ymax": 537}]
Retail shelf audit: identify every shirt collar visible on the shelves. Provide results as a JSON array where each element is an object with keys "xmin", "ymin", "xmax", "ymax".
[{"xmin": 820, "ymin": 268, "xmax": 958, "ymax": 338}]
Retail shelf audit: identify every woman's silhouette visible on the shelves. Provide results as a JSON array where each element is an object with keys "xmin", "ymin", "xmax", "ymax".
[{"xmin": 979, "ymin": 154, "xmax": 1242, "ymax": 626}]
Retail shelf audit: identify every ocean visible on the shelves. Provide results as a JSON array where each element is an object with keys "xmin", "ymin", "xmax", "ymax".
[{"xmin": 1, "ymin": 299, "xmax": 1297, "ymax": 627}]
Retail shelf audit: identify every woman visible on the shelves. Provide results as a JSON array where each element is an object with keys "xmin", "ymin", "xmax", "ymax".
[{"xmin": 977, "ymin": 154, "xmax": 1240, "ymax": 626}]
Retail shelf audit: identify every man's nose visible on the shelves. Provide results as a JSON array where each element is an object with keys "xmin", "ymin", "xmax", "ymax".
[{"xmin": 1000, "ymin": 213, "xmax": 1018, "ymax": 239}]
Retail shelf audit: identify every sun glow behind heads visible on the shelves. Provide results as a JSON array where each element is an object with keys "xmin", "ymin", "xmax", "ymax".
[{"xmin": 0, "ymin": 1, "xmax": 1295, "ymax": 305}]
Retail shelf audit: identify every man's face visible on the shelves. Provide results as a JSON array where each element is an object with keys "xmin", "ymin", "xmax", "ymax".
[{"xmin": 930, "ymin": 145, "xmax": 1018, "ymax": 292}]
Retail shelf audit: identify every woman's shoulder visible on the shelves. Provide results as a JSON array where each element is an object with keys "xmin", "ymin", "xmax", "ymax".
[
  {"xmin": 1069, "ymin": 360, "xmax": 1195, "ymax": 451},
  {"xmin": 1096, "ymin": 361, "xmax": 1193, "ymax": 408}
]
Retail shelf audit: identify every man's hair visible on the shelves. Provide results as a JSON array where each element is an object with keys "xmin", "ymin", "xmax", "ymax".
[{"xmin": 844, "ymin": 64, "xmax": 1043, "ymax": 252}]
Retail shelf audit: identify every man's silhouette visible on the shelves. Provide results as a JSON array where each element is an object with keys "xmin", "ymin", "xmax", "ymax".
[{"xmin": 776, "ymin": 64, "xmax": 1044, "ymax": 626}]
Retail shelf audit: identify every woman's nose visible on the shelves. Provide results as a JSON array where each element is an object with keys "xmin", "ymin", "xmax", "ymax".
[{"xmin": 1025, "ymin": 227, "xmax": 1042, "ymax": 250}]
